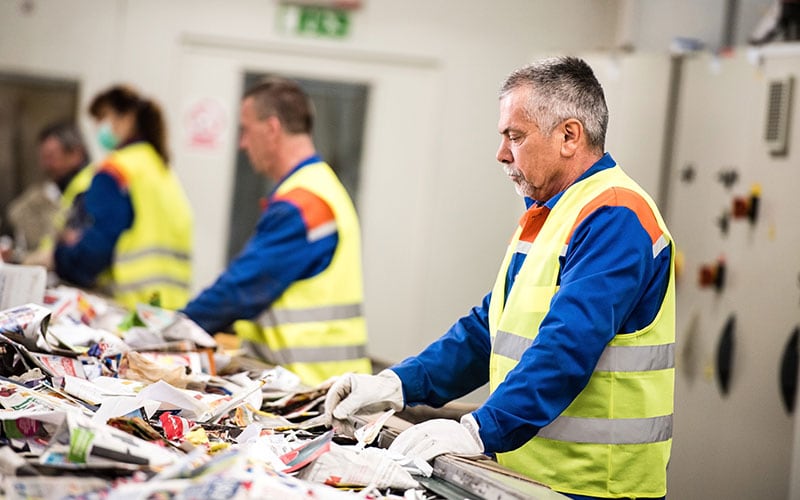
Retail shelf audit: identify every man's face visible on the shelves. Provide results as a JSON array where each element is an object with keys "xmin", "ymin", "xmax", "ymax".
[
  {"xmin": 496, "ymin": 86, "xmax": 564, "ymax": 202},
  {"xmin": 39, "ymin": 136, "xmax": 80, "ymax": 182},
  {"xmin": 239, "ymin": 97, "xmax": 277, "ymax": 179}
]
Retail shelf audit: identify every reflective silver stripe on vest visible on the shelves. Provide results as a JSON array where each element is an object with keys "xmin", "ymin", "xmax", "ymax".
[
  {"xmin": 493, "ymin": 330, "xmax": 533, "ymax": 360},
  {"xmin": 494, "ymin": 330, "xmax": 674, "ymax": 372},
  {"xmin": 257, "ymin": 303, "xmax": 363, "ymax": 327},
  {"xmin": 116, "ymin": 247, "xmax": 191, "ymax": 263},
  {"xmin": 537, "ymin": 414, "xmax": 673, "ymax": 444},
  {"xmin": 244, "ymin": 341, "xmax": 367, "ymax": 365},
  {"xmin": 308, "ymin": 221, "xmax": 337, "ymax": 243},
  {"xmin": 595, "ymin": 343, "xmax": 674, "ymax": 372},
  {"xmin": 652, "ymin": 234, "xmax": 669, "ymax": 258},
  {"xmin": 114, "ymin": 276, "xmax": 191, "ymax": 293},
  {"xmin": 515, "ymin": 241, "xmax": 532, "ymax": 255}
]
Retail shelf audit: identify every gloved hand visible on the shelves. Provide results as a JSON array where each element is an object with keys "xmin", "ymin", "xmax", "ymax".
[
  {"xmin": 388, "ymin": 414, "xmax": 484, "ymax": 462},
  {"xmin": 324, "ymin": 370, "xmax": 404, "ymax": 435}
]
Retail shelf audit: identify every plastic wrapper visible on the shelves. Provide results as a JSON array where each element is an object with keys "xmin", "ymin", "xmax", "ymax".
[
  {"xmin": 278, "ymin": 429, "xmax": 333, "ymax": 473},
  {"xmin": 160, "ymin": 412, "xmax": 194, "ymax": 442}
]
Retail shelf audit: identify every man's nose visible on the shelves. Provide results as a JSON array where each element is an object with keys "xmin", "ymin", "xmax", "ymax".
[{"xmin": 496, "ymin": 141, "xmax": 511, "ymax": 164}]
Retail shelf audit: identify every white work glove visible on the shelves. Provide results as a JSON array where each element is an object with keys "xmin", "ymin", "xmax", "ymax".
[
  {"xmin": 325, "ymin": 370, "xmax": 404, "ymax": 435},
  {"xmin": 388, "ymin": 414, "xmax": 484, "ymax": 462}
]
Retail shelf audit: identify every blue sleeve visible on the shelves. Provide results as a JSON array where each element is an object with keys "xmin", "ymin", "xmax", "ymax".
[
  {"xmin": 472, "ymin": 206, "xmax": 671, "ymax": 453},
  {"xmin": 181, "ymin": 200, "xmax": 338, "ymax": 333},
  {"xmin": 391, "ymin": 292, "xmax": 492, "ymax": 407},
  {"xmin": 54, "ymin": 172, "xmax": 133, "ymax": 287}
]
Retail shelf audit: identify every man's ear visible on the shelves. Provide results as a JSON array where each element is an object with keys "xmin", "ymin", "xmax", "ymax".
[
  {"xmin": 265, "ymin": 115, "xmax": 282, "ymax": 135},
  {"xmin": 259, "ymin": 115, "xmax": 282, "ymax": 145},
  {"xmin": 560, "ymin": 118, "xmax": 583, "ymax": 157}
]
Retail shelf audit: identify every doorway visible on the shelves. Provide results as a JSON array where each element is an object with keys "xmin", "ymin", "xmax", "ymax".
[{"xmin": 0, "ymin": 74, "xmax": 80, "ymax": 250}]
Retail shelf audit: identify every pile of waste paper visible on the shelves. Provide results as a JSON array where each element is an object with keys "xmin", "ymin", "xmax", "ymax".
[{"xmin": 0, "ymin": 286, "xmax": 432, "ymax": 499}]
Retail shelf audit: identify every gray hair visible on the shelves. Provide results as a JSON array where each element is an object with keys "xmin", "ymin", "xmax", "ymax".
[
  {"xmin": 38, "ymin": 121, "xmax": 89, "ymax": 162},
  {"xmin": 500, "ymin": 56, "xmax": 608, "ymax": 153}
]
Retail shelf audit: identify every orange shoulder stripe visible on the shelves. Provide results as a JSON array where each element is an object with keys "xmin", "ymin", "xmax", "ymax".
[
  {"xmin": 567, "ymin": 187, "xmax": 662, "ymax": 244},
  {"xmin": 518, "ymin": 205, "xmax": 550, "ymax": 243},
  {"xmin": 274, "ymin": 187, "xmax": 335, "ymax": 230},
  {"xmin": 98, "ymin": 160, "xmax": 129, "ymax": 189}
]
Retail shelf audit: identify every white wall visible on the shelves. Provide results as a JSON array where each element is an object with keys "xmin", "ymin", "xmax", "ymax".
[
  {"xmin": 581, "ymin": 52, "xmax": 671, "ymax": 197},
  {"xmin": 0, "ymin": 0, "xmax": 620, "ymax": 366},
  {"xmin": 620, "ymin": 0, "xmax": 775, "ymax": 52}
]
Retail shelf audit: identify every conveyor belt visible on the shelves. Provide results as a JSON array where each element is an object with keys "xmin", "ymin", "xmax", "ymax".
[
  {"xmin": 372, "ymin": 414, "xmax": 570, "ymax": 500},
  {"xmin": 431, "ymin": 455, "xmax": 570, "ymax": 500},
  {"xmin": 416, "ymin": 474, "xmax": 484, "ymax": 500}
]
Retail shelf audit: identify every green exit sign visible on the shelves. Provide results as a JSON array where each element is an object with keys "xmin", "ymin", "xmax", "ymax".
[{"xmin": 279, "ymin": 5, "xmax": 351, "ymax": 39}]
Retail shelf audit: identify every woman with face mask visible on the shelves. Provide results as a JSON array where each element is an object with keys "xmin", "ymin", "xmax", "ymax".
[{"xmin": 54, "ymin": 85, "xmax": 193, "ymax": 310}]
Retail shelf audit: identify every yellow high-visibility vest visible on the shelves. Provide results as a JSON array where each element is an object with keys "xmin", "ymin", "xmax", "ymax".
[
  {"xmin": 100, "ymin": 143, "xmax": 193, "ymax": 311},
  {"xmin": 37, "ymin": 164, "xmax": 95, "ymax": 252},
  {"xmin": 488, "ymin": 165, "xmax": 675, "ymax": 498},
  {"xmin": 235, "ymin": 161, "xmax": 371, "ymax": 386}
]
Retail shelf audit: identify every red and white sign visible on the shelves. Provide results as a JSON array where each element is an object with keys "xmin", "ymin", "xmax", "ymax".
[{"xmin": 185, "ymin": 97, "xmax": 227, "ymax": 150}]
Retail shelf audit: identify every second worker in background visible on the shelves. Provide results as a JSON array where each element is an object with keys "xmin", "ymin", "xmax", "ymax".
[
  {"xmin": 55, "ymin": 85, "xmax": 194, "ymax": 310},
  {"xmin": 182, "ymin": 77, "xmax": 371, "ymax": 386}
]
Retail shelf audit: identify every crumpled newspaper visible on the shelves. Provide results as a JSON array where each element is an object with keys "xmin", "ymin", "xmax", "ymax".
[
  {"xmin": 298, "ymin": 443, "xmax": 419, "ymax": 490},
  {"xmin": 0, "ymin": 303, "xmax": 52, "ymax": 352}
]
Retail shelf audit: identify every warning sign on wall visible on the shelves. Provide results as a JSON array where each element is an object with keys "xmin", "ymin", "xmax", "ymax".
[{"xmin": 184, "ymin": 97, "xmax": 227, "ymax": 150}]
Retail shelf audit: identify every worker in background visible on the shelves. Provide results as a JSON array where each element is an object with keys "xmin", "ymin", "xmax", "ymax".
[
  {"xmin": 54, "ymin": 85, "xmax": 193, "ymax": 311},
  {"xmin": 182, "ymin": 77, "xmax": 371, "ymax": 387},
  {"xmin": 1, "ymin": 122, "xmax": 92, "ymax": 264},
  {"xmin": 326, "ymin": 57, "xmax": 675, "ymax": 500},
  {"xmin": 21, "ymin": 121, "xmax": 94, "ymax": 268}
]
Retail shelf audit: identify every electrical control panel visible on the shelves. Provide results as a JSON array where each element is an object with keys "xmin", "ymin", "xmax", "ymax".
[{"xmin": 666, "ymin": 49, "xmax": 800, "ymax": 500}]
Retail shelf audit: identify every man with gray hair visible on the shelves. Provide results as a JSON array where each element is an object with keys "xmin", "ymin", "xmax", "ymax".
[{"xmin": 326, "ymin": 57, "xmax": 675, "ymax": 500}]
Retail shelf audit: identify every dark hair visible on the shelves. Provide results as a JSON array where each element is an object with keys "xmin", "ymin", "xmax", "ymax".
[
  {"xmin": 89, "ymin": 84, "xmax": 170, "ymax": 162},
  {"xmin": 38, "ymin": 121, "xmax": 89, "ymax": 163},
  {"xmin": 500, "ymin": 56, "xmax": 608, "ymax": 153},
  {"xmin": 244, "ymin": 77, "xmax": 314, "ymax": 134}
]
